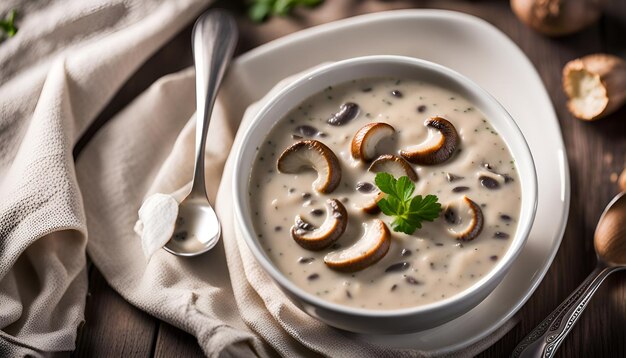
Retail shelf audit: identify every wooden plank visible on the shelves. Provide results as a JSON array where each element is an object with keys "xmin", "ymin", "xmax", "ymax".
[
  {"xmin": 153, "ymin": 322, "xmax": 204, "ymax": 358},
  {"xmin": 72, "ymin": 267, "xmax": 157, "ymax": 357}
]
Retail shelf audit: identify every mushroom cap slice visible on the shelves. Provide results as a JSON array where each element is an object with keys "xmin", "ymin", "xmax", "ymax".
[
  {"xmin": 291, "ymin": 199, "xmax": 348, "ymax": 250},
  {"xmin": 324, "ymin": 219, "xmax": 391, "ymax": 272},
  {"xmin": 369, "ymin": 154, "xmax": 418, "ymax": 181},
  {"xmin": 444, "ymin": 196, "xmax": 484, "ymax": 241},
  {"xmin": 357, "ymin": 191, "xmax": 386, "ymax": 214},
  {"xmin": 400, "ymin": 117, "xmax": 460, "ymax": 165},
  {"xmin": 277, "ymin": 140, "xmax": 342, "ymax": 194},
  {"xmin": 563, "ymin": 54, "xmax": 626, "ymax": 121},
  {"xmin": 351, "ymin": 122, "xmax": 395, "ymax": 161},
  {"xmin": 358, "ymin": 155, "xmax": 417, "ymax": 213}
]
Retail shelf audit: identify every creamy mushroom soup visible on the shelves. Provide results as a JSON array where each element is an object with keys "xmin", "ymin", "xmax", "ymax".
[{"xmin": 249, "ymin": 77, "xmax": 521, "ymax": 310}]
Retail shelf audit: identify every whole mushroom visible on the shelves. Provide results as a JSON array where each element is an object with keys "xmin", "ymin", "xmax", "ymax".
[
  {"xmin": 562, "ymin": 54, "xmax": 626, "ymax": 121},
  {"xmin": 511, "ymin": 0, "xmax": 604, "ymax": 37}
]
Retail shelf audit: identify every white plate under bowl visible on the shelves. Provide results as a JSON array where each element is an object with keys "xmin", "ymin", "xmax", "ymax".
[{"xmin": 223, "ymin": 9, "xmax": 570, "ymax": 353}]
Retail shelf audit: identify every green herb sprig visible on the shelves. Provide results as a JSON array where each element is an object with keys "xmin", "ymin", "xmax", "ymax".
[
  {"xmin": 248, "ymin": 0, "xmax": 323, "ymax": 22},
  {"xmin": 0, "ymin": 10, "xmax": 17, "ymax": 40},
  {"xmin": 375, "ymin": 172, "xmax": 442, "ymax": 235}
]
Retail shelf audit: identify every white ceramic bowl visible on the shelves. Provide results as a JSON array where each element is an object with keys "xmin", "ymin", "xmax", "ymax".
[{"xmin": 232, "ymin": 55, "xmax": 537, "ymax": 334}]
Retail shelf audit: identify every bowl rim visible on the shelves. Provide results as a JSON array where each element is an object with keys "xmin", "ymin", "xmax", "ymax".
[{"xmin": 232, "ymin": 55, "xmax": 538, "ymax": 318}]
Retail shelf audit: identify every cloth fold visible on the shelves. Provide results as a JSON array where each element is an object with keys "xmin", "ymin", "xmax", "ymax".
[
  {"xmin": 0, "ymin": 0, "xmax": 210, "ymax": 354},
  {"xmin": 0, "ymin": 1, "xmax": 517, "ymax": 356}
]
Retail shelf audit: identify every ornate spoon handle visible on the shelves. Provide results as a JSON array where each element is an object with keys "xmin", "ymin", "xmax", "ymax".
[{"xmin": 512, "ymin": 264, "xmax": 618, "ymax": 358}]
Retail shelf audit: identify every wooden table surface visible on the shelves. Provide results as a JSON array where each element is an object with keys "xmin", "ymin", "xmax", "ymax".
[{"xmin": 72, "ymin": 1, "xmax": 626, "ymax": 357}]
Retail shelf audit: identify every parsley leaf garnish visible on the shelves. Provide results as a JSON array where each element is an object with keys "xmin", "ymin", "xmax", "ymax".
[
  {"xmin": 248, "ymin": 0, "xmax": 323, "ymax": 22},
  {"xmin": 0, "ymin": 10, "xmax": 18, "ymax": 40},
  {"xmin": 375, "ymin": 172, "xmax": 442, "ymax": 235}
]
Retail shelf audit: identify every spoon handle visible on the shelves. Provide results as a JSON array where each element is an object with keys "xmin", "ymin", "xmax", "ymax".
[
  {"xmin": 512, "ymin": 264, "xmax": 618, "ymax": 358},
  {"xmin": 190, "ymin": 10, "xmax": 238, "ymax": 197}
]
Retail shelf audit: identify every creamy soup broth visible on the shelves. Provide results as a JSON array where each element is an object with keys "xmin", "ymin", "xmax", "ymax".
[{"xmin": 249, "ymin": 77, "xmax": 521, "ymax": 310}]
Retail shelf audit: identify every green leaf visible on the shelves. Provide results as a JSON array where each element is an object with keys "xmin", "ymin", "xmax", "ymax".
[
  {"xmin": 377, "ymin": 198, "xmax": 395, "ymax": 216},
  {"xmin": 248, "ymin": 2, "xmax": 272, "ymax": 22},
  {"xmin": 374, "ymin": 172, "xmax": 396, "ymax": 196},
  {"xmin": 388, "ymin": 196, "xmax": 404, "ymax": 213},
  {"xmin": 374, "ymin": 172, "xmax": 442, "ymax": 235},
  {"xmin": 0, "ymin": 9, "xmax": 18, "ymax": 39},
  {"xmin": 300, "ymin": 0, "xmax": 323, "ymax": 5},
  {"xmin": 248, "ymin": 0, "xmax": 324, "ymax": 22},
  {"xmin": 273, "ymin": 0, "xmax": 293, "ymax": 16},
  {"xmin": 408, "ymin": 194, "xmax": 441, "ymax": 222},
  {"xmin": 391, "ymin": 217, "xmax": 416, "ymax": 235},
  {"xmin": 396, "ymin": 176, "xmax": 414, "ymax": 201}
]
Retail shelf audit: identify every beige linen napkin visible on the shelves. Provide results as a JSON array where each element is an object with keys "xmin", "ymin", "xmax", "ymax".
[
  {"xmin": 0, "ymin": 0, "xmax": 209, "ymax": 355},
  {"xmin": 76, "ymin": 65, "xmax": 517, "ymax": 356}
]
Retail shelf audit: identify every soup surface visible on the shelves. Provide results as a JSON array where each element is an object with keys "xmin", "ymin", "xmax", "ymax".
[{"xmin": 249, "ymin": 77, "xmax": 521, "ymax": 310}]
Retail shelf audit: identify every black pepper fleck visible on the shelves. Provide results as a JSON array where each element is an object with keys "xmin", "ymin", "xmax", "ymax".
[
  {"xmin": 310, "ymin": 209, "xmax": 324, "ymax": 217},
  {"xmin": 494, "ymin": 232, "xmax": 510, "ymax": 239},
  {"xmin": 444, "ymin": 207, "xmax": 459, "ymax": 225},
  {"xmin": 385, "ymin": 262, "xmax": 410, "ymax": 273},
  {"xmin": 446, "ymin": 173, "xmax": 464, "ymax": 182},
  {"xmin": 391, "ymin": 90, "xmax": 403, "ymax": 98},
  {"xmin": 298, "ymin": 257, "xmax": 315, "ymax": 264},
  {"xmin": 173, "ymin": 231, "xmax": 187, "ymax": 241},
  {"xmin": 479, "ymin": 176, "xmax": 500, "ymax": 190},
  {"xmin": 356, "ymin": 182, "xmax": 376, "ymax": 193},
  {"xmin": 405, "ymin": 276, "xmax": 421, "ymax": 285},
  {"xmin": 452, "ymin": 186, "xmax": 470, "ymax": 193}
]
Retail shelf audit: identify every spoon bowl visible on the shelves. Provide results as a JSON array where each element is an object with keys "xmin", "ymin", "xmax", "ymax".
[
  {"xmin": 164, "ymin": 197, "xmax": 221, "ymax": 256},
  {"xmin": 164, "ymin": 9, "xmax": 237, "ymax": 257},
  {"xmin": 595, "ymin": 192, "xmax": 626, "ymax": 266}
]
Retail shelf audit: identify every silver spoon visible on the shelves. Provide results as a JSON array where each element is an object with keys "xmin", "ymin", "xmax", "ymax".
[
  {"xmin": 513, "ymin": 192, "xmax": 626, "ymax": 357},
  {"xmin": 164, "ymin": 10, "xmax": 238, "ymax": 257}
]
